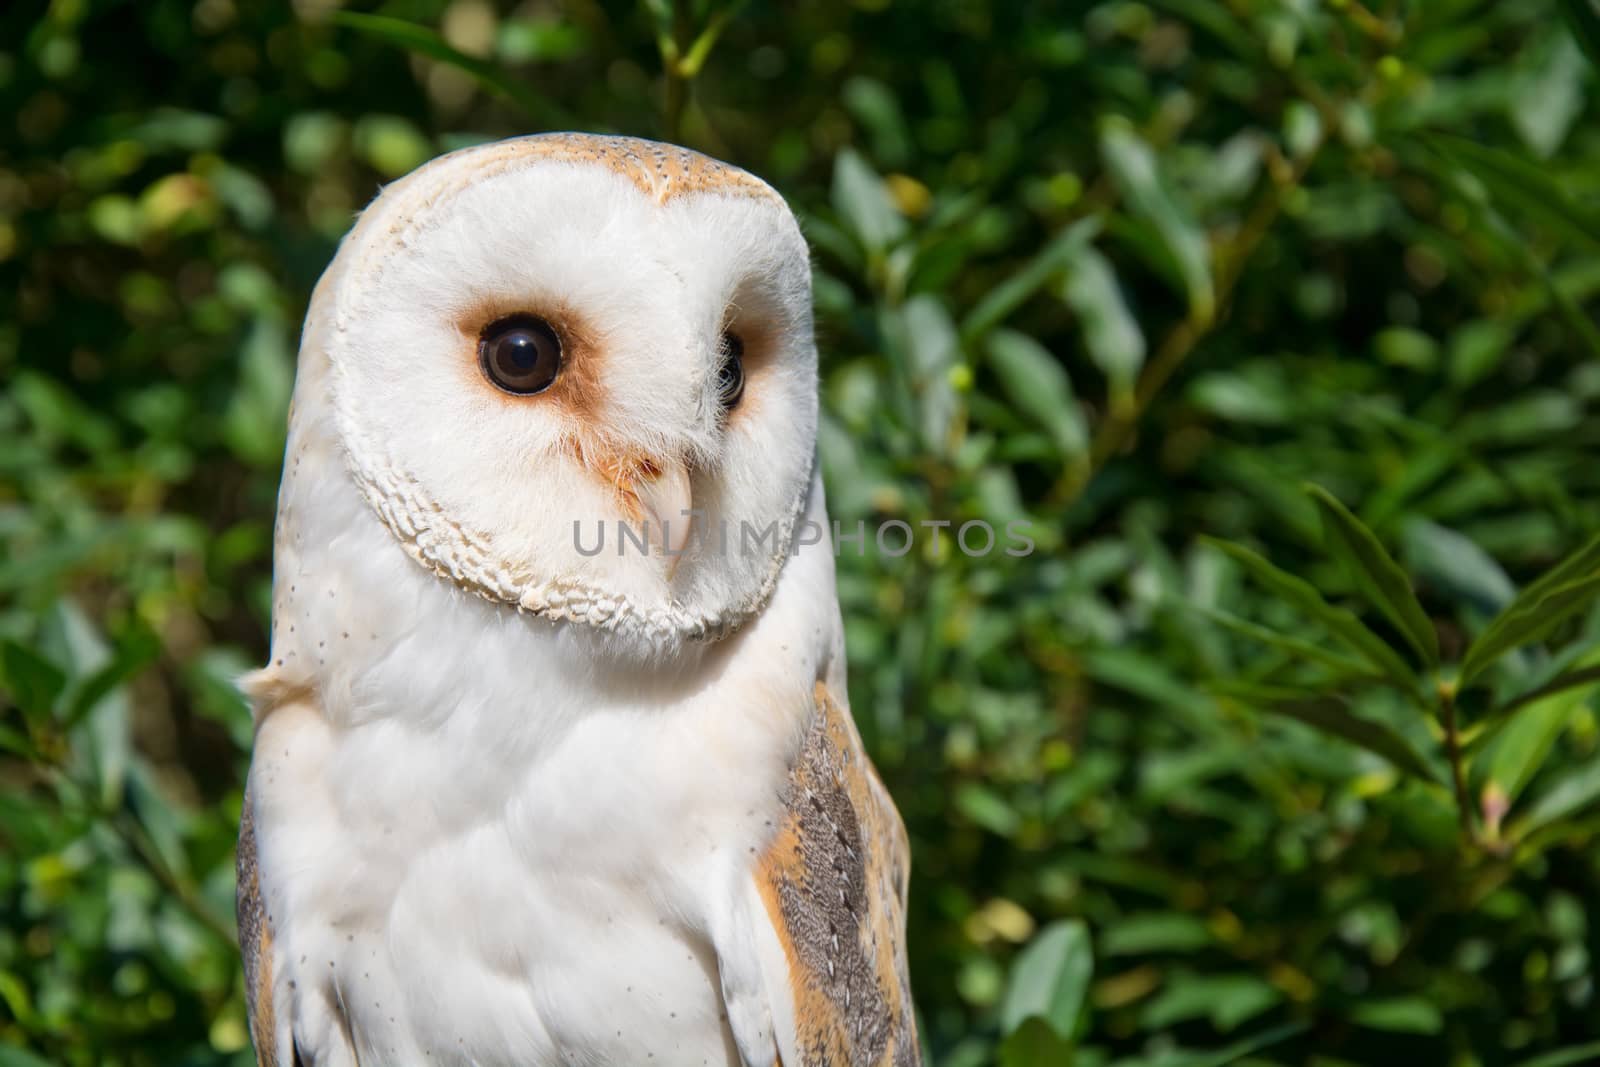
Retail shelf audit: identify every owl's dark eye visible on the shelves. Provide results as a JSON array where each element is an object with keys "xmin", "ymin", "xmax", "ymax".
[
  {"xmin": 716, "ymin": 331, "xmax": 745, "ymax": 411},
  {"xmin": 479, "ymin": 315, "xmax": 562, "ymax": 395}
]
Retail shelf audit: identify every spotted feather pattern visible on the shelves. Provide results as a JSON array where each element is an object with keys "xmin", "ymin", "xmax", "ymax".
[
  {"xmin": 757, "ymin": 682, "xmax": 919, "ymax": 1067},
  {"xmin": 237, "ymin": 792, "xmax": 282, "ymax": 1066}
]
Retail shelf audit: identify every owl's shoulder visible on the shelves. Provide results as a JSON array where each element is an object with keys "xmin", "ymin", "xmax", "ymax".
[{"xmin": 753, "ymin": 681, "xmax": 919, "ymax": 1067}]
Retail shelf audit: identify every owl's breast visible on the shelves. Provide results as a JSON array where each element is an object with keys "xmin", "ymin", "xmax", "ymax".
[{"xmin": 250, "ymin": 671, "xmax": 806, "ymax": 1067}]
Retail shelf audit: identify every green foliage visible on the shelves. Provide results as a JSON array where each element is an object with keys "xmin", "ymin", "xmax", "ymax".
[{"xmin": 3, "ymin": 1, "xmax": 1600, "ymax": 1065}]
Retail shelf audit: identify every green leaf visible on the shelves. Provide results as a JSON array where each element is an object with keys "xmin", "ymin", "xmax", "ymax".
[
  {"xmin": 1426, "ymin": 134, "xmax": 1600, "ymax": 252},
  {"xmin": 1306, "ymin": 484, "xmax": 1439, "ymax": 667},
  {"xmin": 956, "ymin": 783, "xmax": 1020, "ymax": 837},
  {"xmin": 899, "ymin": 295, "xmax": 960, "ymax": 455},
  {"xmin": 997, "ymin": 1016, "xmax": 1076, "ymax": 1067},
  {"xmin": 1402, "ymin": 519, "xmax": 1515, "ymax": 617},
  {"xmin": 330, "ymin": 12, "xmax": 561, "ymax": 123},
  {"xmin": 1100, "ymin": 119, "xmax": 1214, "ymax": 320},
  {"xmin": 1478, "ymin": 651, "xmax": 1600, "ymax": 808},
  {"xmin": 223, "ymin": 314, "xmax": 293, "ymax": 468},
  {"xmin": 1202, "ymin": 537, "xmax": 1419, "ymax": 695},
  {"xmin": 1499, "ymin": 533, "xmax": 1600, "ymax": 615},
  {"xmin": 1188, "ymin": 603, "xmax": 1379, "ymax": 679},
  {"xmin": 1512, "ymin": 758, "xmax": 1600, "ymax": 839},
  {"xmin": 1374, "ymin": 326, "xmax": 1438, "ymax": 371},
  {"xmin": 0, "ymin": 641, "xmax": 67, "ymax": 728},
  {"xmin": 1492, "ymin": 665, "xmax": 1600, "ymax": 727},
  {"xmin": 984, "ymin": 329, "xmax": 1087, "ymax": 463},
  {"xmin": 1107, "ymin": 1023, "xmax": 1306, "ymax": 1067},
  {"xmin": 1447, "ymin": 319, "xmax": 1515, "ymax": 389},
  {"xmin": 0, "ymin": 724, "xmax": 37, "ymax": 759},
  {"xmin": 832, "ymin": 148, "xmax": 906, "ymax": 254},
  {"xmin": 63, "ymin": 628, "xmax": 159, "ymax": 732},
  {"xmin": 1059, "ymin": 243, "xmax": 1146, "ymax": 401},
  {"xmin": 0, "ymin": 1047, "xmax": 61, "ymax": 1067},
  {"xmin": 48, "ymin": 600, "xmax": 133, "ymax": 808},
  {"xmin": 1253, "ymin": 696, "xmax": 1441, "ymax": 784},
  {"xmin": 1510, "ymin": 31, "xmax": 1586, "ymax": 158},
  {"xmin": 1352, "ymin": 997, "xmax": 1443, "ymax": 1035},
  {"xmin": 1101, "ymin": 912, "xmax": 1214, "ymax": 956},
  {"xmin": 1000, "ymin": 919, "xmax": 1093, "ymax": 1039},
  {"xmin": 1559, "ymin": 0, "xmax": 1600, "ymax": 69},
  {"xmin": 962, "ymin": 219, "xmax": 1098, "ymax": 342},
  {"xmin": 842, "ymin": 77, "xmax": 912, "ymax": 167},
  {"xmin": 1157, "ymin": 1023, "xmax": 1307, "ymax": 1067},
  {"xmin": 1139, "ymin": 972, "xmax": 1280, "ymax": 1032},
  {"xmin": 1461, "ymin": 541, "xmax": 1600, "ymax": 684}
]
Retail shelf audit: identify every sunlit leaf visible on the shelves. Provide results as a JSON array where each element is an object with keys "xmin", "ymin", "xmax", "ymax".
[
  {"xmin": 1511, "ymin": 30, "xmax": 1586, "ymax": 158},
  {"xmin": 1402, "ymin": 519, "xmax": 1515, "ymax": 618},
  {"xmin": 1100, "ymin": 119, "xmax": 1214, "ymax": 320},
  {"xmin": 984, "ymin": 329, "xmax": 1087, "ymax": 463},
  {"xmin": 1559, "ymin": 0, "xmax": 1600, "ymax": 69},
  {"xmin": 63, "ymin": 628, "xmax": 160, "ymax": 731},
  {"xmin": 899, "ymin": 295, "xmax": 960, "ymax": 454},
  {"xmin": 223, "ymin": 315, "xmax": 293, "ymax": 469},
  {"xmin": 0, "ymin": 1046, "xmax": 60, "ymax": 1067},
  {"xmin": 1101, "ymin": 912, "xmax": 1214, "ymax": 956},
  {"xmin": 1492, "ymin": 665, "xmax": 1600, "ymax": 728},
  {"xmin": 1478, "ymin": 651, "xmax": 1600, "ymax": 807},
  {"xmin": 50, "ymin": 601, "xmax": 133, "ymax": 808},
  {"xmin": 1059, "ymin": 243, "xmax": 1146, "ymax": 401},
  {"xmin": 1000, "ymin": 919, "xmax": 1093, "ymax": 1039},
  {"xmin": 832, "ymin": 148, "xmax": 906, "ymax": 255},
  {"xmin": 956, "ymin": 783, "xmax": 1020, "ymax": 837}
]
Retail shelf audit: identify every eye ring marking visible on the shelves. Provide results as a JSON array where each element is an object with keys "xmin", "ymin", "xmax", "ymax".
[
  {"xmin": 716, "ymin": 331, "xmax": 745, "ymax": 412},
  {"xmin": 479, "ymin": 315, "xmax": 562, "ymax": 395}
]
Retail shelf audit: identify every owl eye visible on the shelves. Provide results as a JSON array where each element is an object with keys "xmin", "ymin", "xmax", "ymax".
[
  {"xmin": 716, "ymin": 331, "xmax": 745, "ymax": 411},
  {"xmin": 479, "ymin": 315, "xmax": 562, "ymax": 395}
]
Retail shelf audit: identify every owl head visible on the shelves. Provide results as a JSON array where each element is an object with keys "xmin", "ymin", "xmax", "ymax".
[{"xmin": 290, "ymin": 134, "xmax": 819, "ymax": 651}]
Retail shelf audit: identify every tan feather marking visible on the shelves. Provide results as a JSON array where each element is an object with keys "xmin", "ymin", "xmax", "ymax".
[
  {"xmin": 756, "ymin": 682, "xmax": 920, "ymax": 1066},
  {"xmin": 450, "ymin": 296, "xmax": 609, "ymax": 418},
  {"xmin": 448, "ymin": 283, "xmax": 672, "ymax": 524},
  {"xmin": 567, "ymin": 436, "xmax": 662, "ymax": 522},
  {"xmin": 237, "ymin": 791, "xmax": 277, "ymax": 1066},
  {"xmin": 452, "ymin": 132, "xmax": 781, "ymax": 206}
]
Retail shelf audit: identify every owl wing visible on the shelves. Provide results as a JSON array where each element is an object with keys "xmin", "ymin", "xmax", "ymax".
[
  {"xmin": 724, "ymin": 680, "xmax": 920, "ymax": 1067},
  {"xmin": 238, "ymin": 789, "xmax": 301, "ymax": 1067}
]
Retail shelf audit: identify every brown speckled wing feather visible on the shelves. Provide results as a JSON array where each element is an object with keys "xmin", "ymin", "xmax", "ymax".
[
  {"xmin": 237, "ymin": 790, "xmax": 285, "ymax": 1067},
  {"xmin": 755, "ymin": 681, "xmax": 920, "ymax": 1067}
]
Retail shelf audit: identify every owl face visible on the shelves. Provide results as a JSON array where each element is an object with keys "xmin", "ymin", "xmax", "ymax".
[{"xmin": 315, "ymin": 135, "xmax": 819, "ymax": 645}]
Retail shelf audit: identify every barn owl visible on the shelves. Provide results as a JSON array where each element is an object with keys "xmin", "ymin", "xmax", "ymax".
[{"xmin": 235, "ymin": 134, "xmax": 920, "ymax": 1067}]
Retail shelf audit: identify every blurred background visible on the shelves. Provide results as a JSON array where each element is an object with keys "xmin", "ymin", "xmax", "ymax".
[{"xmin": 4, "ymin": 1, "xmax": 1600, "ymax": 1064}]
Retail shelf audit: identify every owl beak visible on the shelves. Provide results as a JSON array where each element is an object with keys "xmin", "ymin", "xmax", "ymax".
[{"xmin": 633, "ymin": 459, "xmax": 694, "ymax": 570}]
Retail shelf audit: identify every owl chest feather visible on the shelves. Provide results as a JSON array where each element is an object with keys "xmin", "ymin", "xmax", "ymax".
[
  {"xmin": 247, "ymin": 485, "xmax": 838, "ymax": 1067},
  {"xmin": 254, "ymin": 693, "xmax": 791, "ymax": 1065}
]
